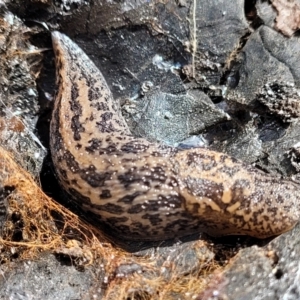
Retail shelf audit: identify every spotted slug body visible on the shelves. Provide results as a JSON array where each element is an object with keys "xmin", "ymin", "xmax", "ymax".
[{"xmin": 50, "ymin": 31, "xmax": 300, "ymax": 241}]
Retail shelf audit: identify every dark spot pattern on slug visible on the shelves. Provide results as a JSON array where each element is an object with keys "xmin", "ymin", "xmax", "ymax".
[
  {"xmin": 115, "ymin": 119, "xmax": 123, "ymax": 127},
  {"xmin": 168, "ymin": 176, "xmax": 179, "ymax": 188},
  {"xmin": 130, "ymin": 222, "xmax": 151, "ymax": 233},
  {"xmin": 230, "ymin": 179, "xmax": 252, "ymax": 203},
  {"xmin": 141, "ymin": 214, "xmax": 163, "ymax": 226},
  {"xmin": 189, "ymin": 202, "xmax": 201, "ymax": 214},
  {"xmin": 118, "ymin": 168, "xmax": 143, "ymax": 189},
  {"xmin": 68, "ymin": 187, "xmax": 92, "ymax": 206},
  {"xmin": 96, "ymin": 120, "xmax": 115, "ymax": 133},
  {"xmin": 58, "ymin": 166, "xmax": 67, "ymax": 176},
  {"xmin": 92, "ymin": 202, "xmax": 125, "ymax": 215},
  {"xmin": 90, "ymin": 101, "xmax": 109, "ymax": 111},
  {"xmin": 185, "ymin": 177, "xmax": 224, "ymax": 203},
  {"xmin": 70, "ymin": 179, "xmax": 78, "ymax": 186},
  {"xmin": 186, "ymin": 151, "xmax": 217, "ymax": 170},
  {"xmin": 89, "ymin": 113, "xmax": 95, "ymax": 121},
  {"xmin": 85, "ymin": 138, "xmax": 102, "ymax": 153},
  {"xmin": 70, "ymin": 83, "xmax": 85, "ymax": 140},
  {"xmin": 117, "ymin": 191, "xmax": 144, "ymax": 204},
  {"xmin": 101, "ymin": 112, "xmax": 113, "ymax": 122},
  {"xmin": 100, "ymin": 144, "xmax": 118, "ymax": 154},
  {"xmin": 250, "ymin": 208, "xmax": 265, "ymax": 226},
  {"xmin": 71, "ymin": 115, "xmax": 85, "ymax": 140},
  {"xmin": 79, "ymin": 164, "xmax": 113, "ymax": 188},
  {"xmin": 275, "ymin": 194, "xmax": 284, "ymax": 204},
  {"xmin": 120, "ymin": 141, "xmax": 150, "ymax": 153},
  {"xmin": 267, "ymin": 206, "xmax": 278, "ymax": 215},
  {"xmin": 127, "ymin": 194, "xmax": 183, "ymax": 214},
  {"xmin": 163, "ymin": 215, "xmax": 203, "ymax": 235},
  {"xmin": 151, "ymin": 166, "xmax": 167, "ymax": 182},
  {"xmin": 127, "ymin": 201, "xmax": 157, "ymax": 214},
  {"xmin": 120, "ymin": 158, "xmax": 135, "ymax": 165},
  {"xmin": 88, "ymin": 87, "xmax": 101, "ymax": 101},
  {"xmin": 63, "ymin": 149, "xmax": 80, "ymax": 173},
  {"xmin": 117, "ymin": 166, "xmax": 168, "ymax": 189},
  {"xmin": 78, "ymin": 68, "xmax": 97, "ymax": 87},
  {"xmin": 70, "ymin": 82, "xmax": 80, "ymax": 103},
  {"xmin": 100, "ymin": 189, "xmax": 112, "ymax": 199},
  {"xmin": 218, "ymin": 165, "xmax": 242, "ymax": 177}
]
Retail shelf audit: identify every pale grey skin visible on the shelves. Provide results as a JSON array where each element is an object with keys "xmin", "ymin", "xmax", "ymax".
[{"xmin": 50, "ymin": 31, "xmax": 300, "ymax": 241}]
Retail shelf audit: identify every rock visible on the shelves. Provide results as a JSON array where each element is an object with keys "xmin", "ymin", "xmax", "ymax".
[{"xmin": 223, "ymin": 222, "xmax": 300, "ymax": 299}]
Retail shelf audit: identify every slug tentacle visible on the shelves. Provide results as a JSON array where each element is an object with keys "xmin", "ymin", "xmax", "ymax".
[{"xmin": 50, "ymin": 31, "xmax": 300, "ymax": 241}]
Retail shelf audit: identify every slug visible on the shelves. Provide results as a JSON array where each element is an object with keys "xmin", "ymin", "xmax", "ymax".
[{"xmin": 50, "ymin": 31, "xmax": 300, "ymax": 241}]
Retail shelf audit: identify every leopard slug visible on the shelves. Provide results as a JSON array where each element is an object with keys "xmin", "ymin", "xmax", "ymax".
[{"xmin": 50, "ymin": 31, "xmax": 300, "ymax": 241}]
